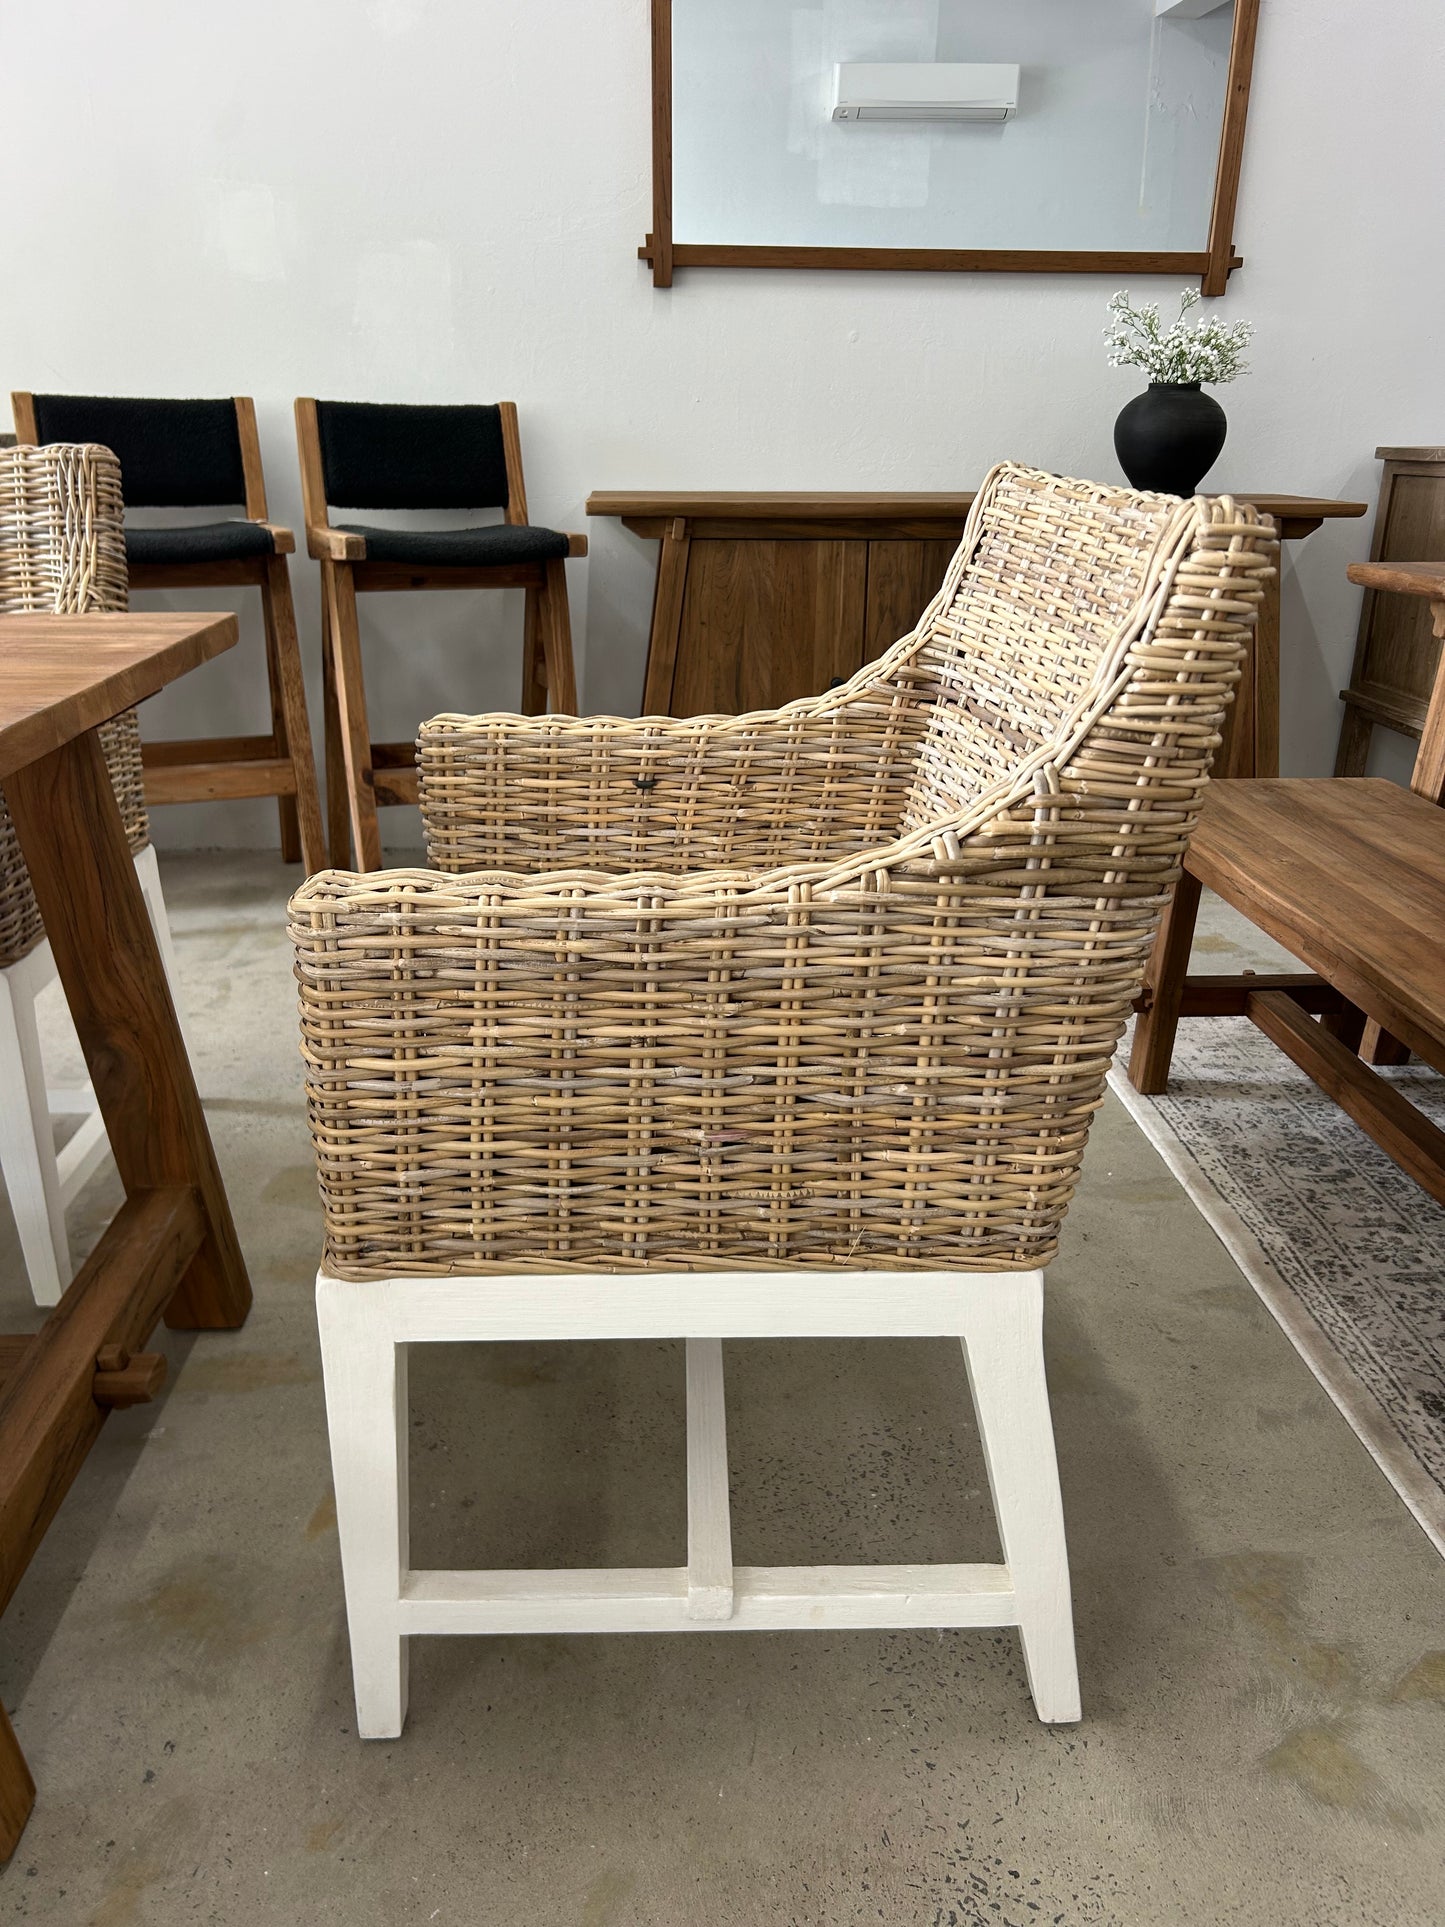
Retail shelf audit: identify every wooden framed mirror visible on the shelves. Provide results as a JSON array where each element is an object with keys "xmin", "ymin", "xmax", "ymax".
[{"xmin": 643, "ymin": 0, "xmax": 1259, "ymax": 293}]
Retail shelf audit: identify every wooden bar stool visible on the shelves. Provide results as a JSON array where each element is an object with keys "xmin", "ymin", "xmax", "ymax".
[
  {"xmin": 11, "ymin": 392, "xmax": 325, "ymax": 872},
  {"xmin": 294, "ymin": 398, "xmax": 585, "ymax": 870}
]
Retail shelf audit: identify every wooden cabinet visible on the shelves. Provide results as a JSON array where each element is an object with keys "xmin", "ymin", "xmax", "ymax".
[
  {"xmin": 585, "ymin": 490, "xmax": 1367, "ymax": 774},
  {"xmin": 1336, "ymin": 448, "xmax": 1445, "ymax": 778},
  {"xmin": 667, "ymin": 534, "xmax": 961, "ymax": 715}
]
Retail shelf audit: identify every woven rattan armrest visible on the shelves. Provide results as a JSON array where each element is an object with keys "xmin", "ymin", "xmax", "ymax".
[
  {"xmin": 417, "ymin": 668, "xmax": 932, "ymax": 876},
  {"xmin": 289, "ymin": 799, "xmax": 1163, "ymax": 1282}
]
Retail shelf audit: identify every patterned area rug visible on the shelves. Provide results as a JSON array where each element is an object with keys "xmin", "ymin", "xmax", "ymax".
[{"xmin": 1110, "ymin": 1016, "xmax": 1445, "ymax": 1557}]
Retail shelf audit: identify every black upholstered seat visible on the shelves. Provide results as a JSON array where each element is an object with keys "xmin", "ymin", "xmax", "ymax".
[
  {"xmin": 125, "ymin": 521, "xmax": 278, "ymax": 565},
  {"xmin": 335, "ymin": 522, "xmax": 570, "ymax": 567}
]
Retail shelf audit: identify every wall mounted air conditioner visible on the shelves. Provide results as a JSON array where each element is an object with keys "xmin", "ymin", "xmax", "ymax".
[{"xmin": 831, "ymin": 63, "xmax": 1020, "ymax": 123}]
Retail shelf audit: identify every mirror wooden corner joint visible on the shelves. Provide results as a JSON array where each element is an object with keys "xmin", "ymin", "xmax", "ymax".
[{"xmin": 641, "ymin": 0, "xmax": 1259, "ymax": 297}]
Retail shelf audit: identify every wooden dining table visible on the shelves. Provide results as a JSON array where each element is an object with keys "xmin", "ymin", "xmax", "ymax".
[
  {"xmin": 0, "ymin": 612, "xmax": 252, "ymax": 1857},
  {"xmin": 585, "ymin": 489, "xmax": 1368, "ymax": 779}
]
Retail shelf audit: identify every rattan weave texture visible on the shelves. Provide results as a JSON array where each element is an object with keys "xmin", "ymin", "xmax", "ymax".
[
  {"xmin": 291, "ymin": 464, "xmax": 1276, "ymax": 1277},
  {"xmin": 0, "ymin": 443, "xmax": 148, "ymax": 968}
]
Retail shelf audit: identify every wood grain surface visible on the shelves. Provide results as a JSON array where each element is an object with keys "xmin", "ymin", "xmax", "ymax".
[
  {"xmin": 1187, "ymin": 779, "xmax": 1445, "ymax": 1069},
  {"xmin": 0, "ymin": 613, "xmax": 237, "ymax": 779}
]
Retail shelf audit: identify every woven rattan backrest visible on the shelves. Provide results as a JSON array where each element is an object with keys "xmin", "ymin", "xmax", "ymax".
[
  {"xmin": 0, "ymin": 443, "xmax": 148, "ymax": 968},
  {"xmin": 898, "ymin": 466, "xmax": 1186, "ymax": 834}
]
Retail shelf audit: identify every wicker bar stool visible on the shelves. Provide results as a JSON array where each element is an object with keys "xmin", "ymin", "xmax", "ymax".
[
  {"xmin": 0, "ymin": 443, "xmax": 187, "ymax": 1305},
  {"xmin": 290, "ymin": 462, "xmax": 1276, "ymax": 1737},
  {"xmin": 12, "ymin": 392, "xmax": 325, "ymax": 872}
]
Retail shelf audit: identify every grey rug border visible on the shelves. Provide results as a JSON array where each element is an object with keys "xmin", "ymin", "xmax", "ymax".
[{"xmin": 1106, "ymin": 1064, "xmax": 1445, "ymax": 1562}]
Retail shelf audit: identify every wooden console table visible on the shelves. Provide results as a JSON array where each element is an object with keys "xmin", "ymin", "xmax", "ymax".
[
  {"xmin": 585, "ymin": 490, "xmax": 1367, "ymax": 778},
  {"xmin": 0, "ymin": 613, "xmax": 252, "ymax": 1857}
]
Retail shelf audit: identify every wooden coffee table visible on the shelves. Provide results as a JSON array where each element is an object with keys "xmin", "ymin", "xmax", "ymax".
[
  {"xmin": 1128, "ymin": 778, "xmax": 1445, "ymax": 1204},
  {"xmin": 0, "ymin": 613, "xmax": 252, "ymax": 1855}
]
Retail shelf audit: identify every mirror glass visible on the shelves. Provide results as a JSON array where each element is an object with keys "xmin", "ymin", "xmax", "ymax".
[{"xmin": 673, "ymin": 0, "xmax": 1236, "ymax": 252}]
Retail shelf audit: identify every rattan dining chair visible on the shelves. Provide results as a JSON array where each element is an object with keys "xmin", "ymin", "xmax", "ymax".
[
  {"xmin": 294, "ymin": 398, "xmax": 586, "ymax": 873},
  {"xmin": 12, "ymin": 392, "xmax": 325, "ymax": 872},
  {"xmin": 0, "ymin": 442, "xmax": 187, "ymax": 1305},
  {"xmin": 289, "ymin": 462, "xmax": 1276, "ymax": 1739}
]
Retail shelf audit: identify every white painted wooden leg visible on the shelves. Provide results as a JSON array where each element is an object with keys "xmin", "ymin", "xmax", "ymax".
[
  {"xmin": 0, "ymin": 961, "xmax": 69, "ymax": 1307},
  {"xmin": 316, "ymin": 1275, "xmax": 410, "ymax": 1738},
  {"xmin": 685, "ymin": 1338, "xmax": 734, "ymax": 1620},
  {"xmin": 134, "ymin": 845, "xmax": 192, "ymax": 1054},
  {"xmin": 960, "ymin": 1273, "xmax": 1081, "ymax": 1724}
]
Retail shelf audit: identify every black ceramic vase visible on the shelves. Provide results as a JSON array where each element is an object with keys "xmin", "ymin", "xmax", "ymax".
[{"xmin": 1113, "ymin": 382, "xmax": 1227, "ymax": 496}]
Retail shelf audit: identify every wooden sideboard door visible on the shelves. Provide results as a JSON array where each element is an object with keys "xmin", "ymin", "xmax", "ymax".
[
  {"xmin": 670, "ymin": 538, "xmax": 867, "ymax": 715},
  {"xmin": 864, "ymin": 540, "xmax": 959, "ymax": 664},
  {"xmin": 651, "ymin": 528, "xmax": 962, "ymax": 716}
]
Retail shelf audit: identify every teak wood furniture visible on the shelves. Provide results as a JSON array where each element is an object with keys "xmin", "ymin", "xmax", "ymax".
[
  {"xmin": 1348, "ymin": 558, "xmax": 1445, "ymax": 805},
  {"xmin": 292, "ymin": 464, "xmax": 1274, "ymax": 1738},
  {"xmin": 642, "ymin": 0, "xmax": 1259, "ymax": 292},
  {"xmin": 0, "ymin": 444, "xmax": 187, "ymax": 1308},
  {"xmin": 1337, "ymin": 556, "xmax": 1445, "ymax": 1064},
  {"xmin": 1127, "ymin": 779, "xmax": 1445, "ymax": 1204},
  {"xmin": 295, "ymin": 398, "xmax": 586, "ymax": 871},
  {"xmin": 12, "ymin": 393, "xmax": 325, "ymax": 872},
  {"xmin": 585, "ymin": 489, "xmax": 1365, "ymax": 778},
  {"xmin": 0, "ymin": 609, "xmax": 252, "ymax": 1859},
  {"xmin": 1335, "ymin": 450, "xmax": 1445, "ymax": 786}
]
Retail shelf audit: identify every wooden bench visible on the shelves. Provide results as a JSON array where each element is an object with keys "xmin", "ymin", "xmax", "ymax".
[{"xmin": 1127, "ymin": 778, "xmax": 1445, "ymax": 1206}]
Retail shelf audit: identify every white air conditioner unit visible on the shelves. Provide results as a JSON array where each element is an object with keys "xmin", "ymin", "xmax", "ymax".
[{"xmin": 831, "ymin": 62, "xmax": 1020, "ymax": 123}]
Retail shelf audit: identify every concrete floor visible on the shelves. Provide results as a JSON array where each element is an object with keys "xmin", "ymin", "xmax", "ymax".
[{"xmin": 1, "ymin": 853, "xmax": 1442, "ymax": 1926}]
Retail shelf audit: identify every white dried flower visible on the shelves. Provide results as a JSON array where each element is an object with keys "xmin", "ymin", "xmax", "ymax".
[{"xmin": 1103, "ymin": 287, "xmax": 1252, "ymax": 385}]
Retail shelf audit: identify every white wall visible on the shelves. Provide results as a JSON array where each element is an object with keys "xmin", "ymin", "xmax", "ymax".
[{"xmin": 1, "ymin": 0, "xmax": 1438, "ymax": 852}]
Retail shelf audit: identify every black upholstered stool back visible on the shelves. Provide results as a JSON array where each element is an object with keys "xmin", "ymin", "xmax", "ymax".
[
  {"xmin": 313, "ymin": 401, "xmax": 510, "ymax": 511},
  {"xmin": 25, "ymin": 395, "xmax": 248, "ymax": 507}
]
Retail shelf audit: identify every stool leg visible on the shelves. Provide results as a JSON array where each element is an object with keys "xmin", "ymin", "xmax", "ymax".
[
  {"xmin": 316, "ymin": 1276, "xmax": 410, "ymax": 1738},
  {"xmin": 520, "ymin": 586, "xmax": 546, "ymax": 717},
  {"xmin": 319, "ymin": 574, "xmax": 350, "ymax": 868},
  {"xmin": 537, "ymin": 559, "xmax": 579, "ymax": 715},
  {"xmin": 259, "ymin": 566, "xmax": 301, "ymax": 864},
  {"xmin": 262, "ymin": 556, "xmax": 326, "ymax": 874},
  {"xmin": 324, "ymin": 564, "xmax": 383, "ymax": 872},
  {"xmin": 960, "ymin": 1273, "xmax": 1080, "ymax": 1724},
  {"xmin": 0, "ymin": 962, "xmax": 68, "ymax": 1308}
]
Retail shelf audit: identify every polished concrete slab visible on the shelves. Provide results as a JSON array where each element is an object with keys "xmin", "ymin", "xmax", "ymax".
[{"xmin": 0, "ymin": 855, "xmax": 1441, "ymax": 1926}]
